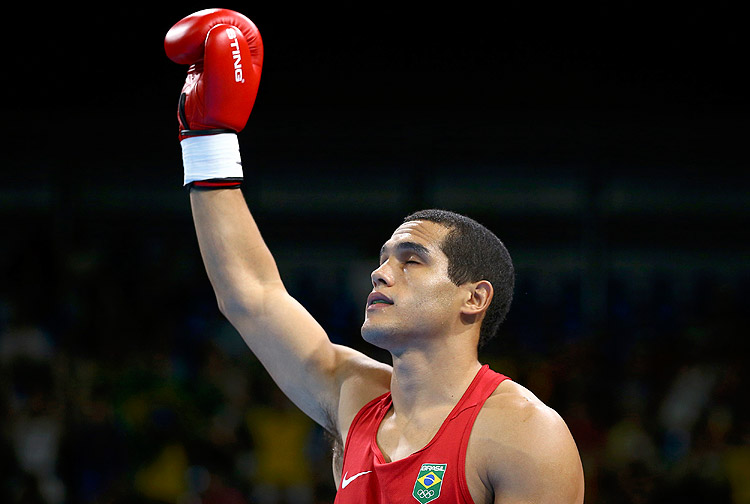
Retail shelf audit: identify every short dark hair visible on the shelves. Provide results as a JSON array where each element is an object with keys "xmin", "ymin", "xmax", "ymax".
[{"xmin": 403, "ymin": 209, "xmax": 514, "ymax": 347}]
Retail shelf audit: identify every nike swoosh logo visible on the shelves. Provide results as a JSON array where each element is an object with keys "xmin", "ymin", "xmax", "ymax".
[{"xmin": 341, "ymin": 470, "xmax": 372, "ymax": 489}]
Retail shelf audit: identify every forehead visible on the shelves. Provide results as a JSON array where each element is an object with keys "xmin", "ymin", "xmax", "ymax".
[{"xmin": 383, "ymin": 220, "xmax": 450, "ymax": 252}]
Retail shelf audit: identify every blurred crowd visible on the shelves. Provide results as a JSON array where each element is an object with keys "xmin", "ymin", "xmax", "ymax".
[{"xmin": 1, "ymin": 226, "xmax": 748, "ymax": 504}]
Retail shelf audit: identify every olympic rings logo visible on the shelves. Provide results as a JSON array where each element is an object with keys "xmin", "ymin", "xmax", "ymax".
[{"xmin": 416, "ymin": 489, "xmax": 435, "ymax": 498}]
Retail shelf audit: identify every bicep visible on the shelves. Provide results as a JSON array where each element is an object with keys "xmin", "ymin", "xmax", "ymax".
[{"xmin": 227, "ymin": 285, "xmax": 390, "ymax": 433}]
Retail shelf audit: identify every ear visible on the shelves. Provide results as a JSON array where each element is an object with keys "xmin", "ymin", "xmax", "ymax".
[{"xmin": 460, "ymin": 280, "xmax": 494, "ymax": 318}]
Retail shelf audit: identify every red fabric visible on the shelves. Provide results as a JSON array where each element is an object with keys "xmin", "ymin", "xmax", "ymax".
[{"xmin": 335, "ymin": 365, "xmax": 509, "ymax": 504}]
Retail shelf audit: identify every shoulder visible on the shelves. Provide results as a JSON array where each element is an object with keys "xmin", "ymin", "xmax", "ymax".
[
  {"xmin": 334, "ymin": 345, "xmax": 392, "ymax": 403},
  {"xmin": 478, "ymin": 379, "xmax": 568, "ymax": 441},
  {"xmin": 468, "ymin": 379, "xmax": 585, "ymax": 503},
  {"xmin": 333, "ymin": 345, "xmax": 392, "ymax": 434}
]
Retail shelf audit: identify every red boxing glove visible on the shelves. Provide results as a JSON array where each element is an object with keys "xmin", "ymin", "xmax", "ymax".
[
  {"xmin": 165, "ymin": 9, "xmax": 263, "ymax": 189},
  {"xmin": 165, "ymin": 8, "xmax": 263, "ymax": 137}
]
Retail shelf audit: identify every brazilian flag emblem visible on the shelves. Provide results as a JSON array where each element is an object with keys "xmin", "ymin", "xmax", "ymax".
[{"xmin": 412, "ymin": 463, "xmax": 447, "ymax": 503}]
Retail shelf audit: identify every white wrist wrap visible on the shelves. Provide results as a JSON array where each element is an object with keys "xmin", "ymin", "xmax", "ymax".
[{"xmin": 180, "ymin": 133, "xmax": 243, "ymax": 186}]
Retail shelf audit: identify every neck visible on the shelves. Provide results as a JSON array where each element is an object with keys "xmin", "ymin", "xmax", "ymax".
[{"xmin": 388, "ymin": 335, "xmax": 482, "ymax": 420}]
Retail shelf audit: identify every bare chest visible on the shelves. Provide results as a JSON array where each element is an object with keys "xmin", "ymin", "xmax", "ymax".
[{"xmin": 375, "ymin": 411, "xmax": 437, "ymax": 463}]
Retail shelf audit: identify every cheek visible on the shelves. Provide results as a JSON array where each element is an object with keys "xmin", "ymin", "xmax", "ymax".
[{"xmin": 413, "ymin": 278, "xmax": 460, "ymax": 311}]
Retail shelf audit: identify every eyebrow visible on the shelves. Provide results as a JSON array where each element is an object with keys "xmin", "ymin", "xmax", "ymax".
[{"xmin": 379, "ymin": 241, "xmax": 432, "ymax": 261}]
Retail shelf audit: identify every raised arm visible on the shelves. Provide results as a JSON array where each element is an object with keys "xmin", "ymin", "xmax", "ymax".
[
  {"xmin": 165, "ymin": 9, "xmax": 390, "ymax": 434},
  {"xmin": 190, "ymin": 190, "xmax": 345, "ymax": 424}
]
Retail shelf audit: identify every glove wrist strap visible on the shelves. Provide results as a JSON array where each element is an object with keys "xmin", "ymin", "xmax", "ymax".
[
  {"xmin": 181, "ymin": 132, "xmax": 243, "ymax": 188},
  {"xmin": 180, "ymin": 128, "xmax": 235, "ymax": 136}
]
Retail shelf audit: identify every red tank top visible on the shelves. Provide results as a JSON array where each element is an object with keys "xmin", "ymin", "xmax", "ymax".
[{"xmin": 334, "ymin": 365, "xmax": 509, "ymax": 504}]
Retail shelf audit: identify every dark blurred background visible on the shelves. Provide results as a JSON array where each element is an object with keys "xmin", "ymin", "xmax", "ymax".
[{"xmin": 2, "ymin": 2, "xmax": 748, "ymax": 503}]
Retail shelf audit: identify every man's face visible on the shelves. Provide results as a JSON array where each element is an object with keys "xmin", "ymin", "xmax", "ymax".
[{"xmin": 361, "ymin": 220, "xmax": 465, "ymax": 351}]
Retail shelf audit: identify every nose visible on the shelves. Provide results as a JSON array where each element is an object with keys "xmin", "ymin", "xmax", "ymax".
[{"xmin": 371, "ymin": 260, "xmax": 394, "ymax": 288}]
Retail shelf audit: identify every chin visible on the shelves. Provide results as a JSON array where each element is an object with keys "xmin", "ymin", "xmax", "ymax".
[
  {"xmin": 361, "ymin": 321, "xmax": 398, "ymax": 350},
  {"xmin": 361, "ymin": 320, "xmax": 417, "ymax": 354}
]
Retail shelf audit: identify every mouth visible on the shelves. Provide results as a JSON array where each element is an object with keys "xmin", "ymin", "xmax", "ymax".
[{"xmin": 367, "ymin": 292, "xmax": 394, "ymax": 308}]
